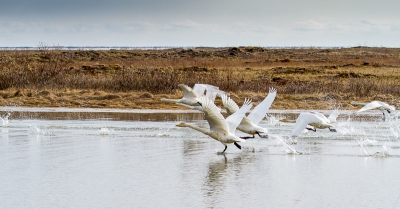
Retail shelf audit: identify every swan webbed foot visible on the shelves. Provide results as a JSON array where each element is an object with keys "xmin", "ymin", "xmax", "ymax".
[
  {"xmin": 234, "ymin": 142, "xmax": 241, "ymax": 150},
  {"xmin": 329, "ymin": 128, "xmax": 337, "ymax": 132}
]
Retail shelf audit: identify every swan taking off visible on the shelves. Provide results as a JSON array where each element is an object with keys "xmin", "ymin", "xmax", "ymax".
[
  {"xmin": 177, "ymin": 96, "xmax": 253, "ymax": 153},
  {"xmin": 281, "ymin": 112, "xmax": 337, "ymax": 136},
  {"xmin": 221, "ymin": 87, "xmax": 277, "ymax": 139},
  {"xmin": 351, "ymin": 101, "xmax": 395, "ymax": 121},
  {"xmin": 161, "ymin": 84, "xmax": 227, "ymax": 106}
]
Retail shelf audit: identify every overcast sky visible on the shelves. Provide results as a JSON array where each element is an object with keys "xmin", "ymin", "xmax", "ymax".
[{"xmin": 1, "ymin": 0, "xmax": 399, "ymax": 47}]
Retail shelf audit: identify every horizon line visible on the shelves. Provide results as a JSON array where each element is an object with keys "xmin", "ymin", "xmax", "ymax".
[{"xmin": 0, "ymin": 45, "xmax": 391, "ymax": 50}]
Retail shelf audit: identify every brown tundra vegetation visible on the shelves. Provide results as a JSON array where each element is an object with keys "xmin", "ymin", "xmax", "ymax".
[{"xmin": 0, "ymin": 46, "xmax": 400, "ymax": 110}]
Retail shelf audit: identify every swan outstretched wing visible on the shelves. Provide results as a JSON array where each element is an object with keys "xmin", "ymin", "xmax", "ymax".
[
  {"xmin": 192, "ymin": 84, "xmax": 228, "ymax": 102},
  {"xmin": 221, "ymin": 94, "xmax": 240, "ymax": 115},
  {"xmin": 247, "ymin": 87, "xmax": 277, "ymax": 125},
  {"xmin": 192, "ymin": 84, "xmax": 208, "ymax": 97},
  {"xmin": 178, "ymin": 84, "xmax": 198, "ymax": 99},
  {"xmin": 200, "ymin": 96, "xmax": 229, "ymax": 134},
  {"xmin": 205, "ymin": 89, "xmax": 229, "ymax": 102},
  {"xmin": 292, "ymin": 112, "xmax": 323, "ymax": 136},
  {"xmin": 309, "ymin": 111, "xmax": 330, "ymax": 123},
  {"xmin": 226, "ymin": 101, "xmax": 253, "ymax": 134},
  {"xmin": 327, "ymin": 109, "xmax": 339, "ymax": 123}
]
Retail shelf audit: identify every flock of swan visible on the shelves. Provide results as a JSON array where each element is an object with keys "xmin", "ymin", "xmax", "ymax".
[{"xmin": 161, "ymin": 84, "xmax": 397, "ymax": 153}]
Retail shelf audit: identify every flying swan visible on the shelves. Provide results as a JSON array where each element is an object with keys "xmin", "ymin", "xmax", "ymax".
[
  {"xmin": 177, "ymin": 96, "xmax": 253, "ymax": 153},
  {"xmin": 280, "ymin": 111, "xmax": 337, "ymax": 136},
  {"xmin": 221, "ymin": 87, "xmax": 277, "ymax": 139},
  {"xmin": 161, "ymin": 84, "xmax": 227, "ymax": 106},
  {"xmin": 351, "ymin": 101, "xmax": 395, "ymax": 121}
]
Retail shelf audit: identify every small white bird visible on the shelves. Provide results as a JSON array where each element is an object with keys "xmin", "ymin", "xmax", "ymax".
[
  {"xmin": 281, "ymin": 112, "xmax": 337, "ymax": 136},
  {"xmin": 161, "ymin": 83, "xmax": 227, "ymax": 106},
  {"xmin": 221, "ymin": 87, "xmax": 277, "ymax": 139},
  {"xmin": 351, "ymin": 101, "xmax": 395, "ymax": 121},
  {"xmin": 177, "ymin": 96, "xmax": 253, "ymax": 153}
]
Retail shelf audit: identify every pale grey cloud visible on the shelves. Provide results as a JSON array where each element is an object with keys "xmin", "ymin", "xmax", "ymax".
[{"xmin": 0, "ymin": 0, "xmax": 400, "ymax": 47}]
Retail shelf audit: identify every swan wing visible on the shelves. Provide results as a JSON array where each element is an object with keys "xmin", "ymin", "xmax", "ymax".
[
  {"xmin": 205, "ymin": 89, "xmax": 229, "ymax": 102},
  {"xmin": 247, "ymin": 87, "xmax": 277, "ymax": 125},
  {"xmin": 357, "ymin": 101, "xmax": 383, "ymax": 112},
  {"xmin": 226, "ymin": 101, "xmax": 253, "ymax": 134},
  {"xmin": 327, "ymin": 109, "xmax": 339, "ymax": 123},
  {"xmin": 309, "ymin": 111, "xmax": 330, "ymax": 123},
  {"xmin": 178, "ymin": 84, "xmax": 198, "ymax": 100},
  {"xmin": 291, "ymin": 112, "xmax": 322, "ymax": 136},
  {"xmin": 221, "ymin": 94, "xmax": 240, "ymax": 115},
  {"xmin": 195, "ymin": 84, "xmax": 228, "ymax": 102},
  {"xmin": 192, "ymin": 84, "xmax": 208, "ymax": 98},
  {"xmin": 200, "ymin": 96, "xmax": 229, "ymax": 134}
]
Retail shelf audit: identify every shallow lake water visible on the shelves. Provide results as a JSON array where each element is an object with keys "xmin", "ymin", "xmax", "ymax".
[{"xmin": 1, "ymin": 108, "xmax": 400, "ymax": 209}]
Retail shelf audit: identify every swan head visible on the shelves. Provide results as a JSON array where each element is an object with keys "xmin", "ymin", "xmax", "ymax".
[{"xmin": 176, "ymin": 122, "xmax": 188, "ymax": 127}]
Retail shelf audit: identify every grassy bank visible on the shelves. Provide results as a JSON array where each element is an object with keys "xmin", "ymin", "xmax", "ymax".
[{"xmin": 1, "ymin": 47, "xmax": 399, "ymax": 110}]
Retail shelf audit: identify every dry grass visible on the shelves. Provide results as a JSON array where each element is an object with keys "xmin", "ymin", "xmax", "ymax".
[{"xmin": 1, "ymin": 46, "xmax": 400, "ymax": 110}]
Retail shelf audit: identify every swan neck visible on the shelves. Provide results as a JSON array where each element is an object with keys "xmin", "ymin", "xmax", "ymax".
[
  {"xmin": 351, "ymin": 101, "xmax": 367, "ymax": 106},
  {"xmin": 184, "ymin": 124, "xmax": 212, "ymax": 137},
  {"xmin": 161, "ymin": 98, "xmax": 179, "ymax": 103}
]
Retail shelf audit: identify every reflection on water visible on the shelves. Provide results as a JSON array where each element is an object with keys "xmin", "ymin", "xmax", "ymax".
[{"xmin": 1, "ymin": 108, "xmax": 400, "ymax": 208}]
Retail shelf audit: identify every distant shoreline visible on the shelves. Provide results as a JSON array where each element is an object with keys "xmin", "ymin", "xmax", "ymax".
[{"xmin": 0, "ymin": 46, "xmax": 351, "ymax": 51}]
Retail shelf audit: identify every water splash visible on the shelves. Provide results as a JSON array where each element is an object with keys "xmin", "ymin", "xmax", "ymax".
[
  {"xmin": 265, "ymin": 114, "xmax": 280, "ymax": 126},
  {"xmin": 29, "ymin": 125, "xmax": 54, "ymax": 136},
  {"xmin": 273, "ymin": 135, "xmax": 308, "ymax": 155},
  {"xmin": 0, "ymin": 112, "xmax": 11, "ymax": 127},
  {"xmin": 374, "ymin": 143, "xmax": 392, "ymax": 158},
  {"xmin": 156, "ymin": 122, "xmax": 171, "ymax": 137},
  {"xmin": 99, "ymin": 127, "xmax": 113, "ymax": 135}
]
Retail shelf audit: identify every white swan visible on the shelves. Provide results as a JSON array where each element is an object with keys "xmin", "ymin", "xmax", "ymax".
[
  {"xmin": 174, "ymin": 103, "xmax": 204, "ymax": 111},
  {"xmin": 351, "ymin": 101, "xmax": 395, "ymax": 121},
  {"xmin": 280, "ymin": 112, "xmax": 337, "ymax": 136},
  {"xmin": 177, "ymin": 96, "xmax": 253, "ymax": 153},
  {"xmin": 161, "ymin": 84, "xmax": 227, "ymax": 106},
  {"xmin": 221, "ymin": 87, "xmax": 277, "ymax": 139}
]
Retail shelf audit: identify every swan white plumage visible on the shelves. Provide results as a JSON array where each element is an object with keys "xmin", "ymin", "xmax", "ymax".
[
  {"xmin": 221, "ymin": 87, "xmax": 277, "ymax": 139},
  {"xmin": 161, "ymin": 84, "xmax": 227, "ymax": 106},
  {"xmin": 177, "ymin": 96, "xmax": 253, "ymax": 153},
  {"xmin": 351, "ymin": 101, "xmax": 395, "ymax": 121},
  {"xmin": 175, "ymin": 103, "xmax": 204, "ymax": 111},
  {"xmin": 281, "ymin": 112, "xmax": 337, "ymax": 136}
]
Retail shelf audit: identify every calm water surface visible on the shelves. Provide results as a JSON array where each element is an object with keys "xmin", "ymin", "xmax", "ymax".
[{"xmin": 1, "ymin": 108, "xmax": 400, "ymax": 209}]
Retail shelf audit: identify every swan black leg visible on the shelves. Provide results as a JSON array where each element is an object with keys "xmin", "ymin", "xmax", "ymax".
[
  {"xmin": 234, "ymin": 142, "xmax": 241, "ymax": 150},
  {"xmin": 329, "ymin": 128, "xmax": 337, "ymax": 132},
  {"xmin": 306, "ymin": 127, "xmax": 317, "ymax": 132},
  {"xmin": 221, "ymin": 145, "xmax": 228, "ymax": 153},
  {"xmin": 240, "ymin": 135, "xmax": 255, "ymax": 140},
  {"xmin": 257, "ymin": 132, "xmax": 269, "ymax": 138}
]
